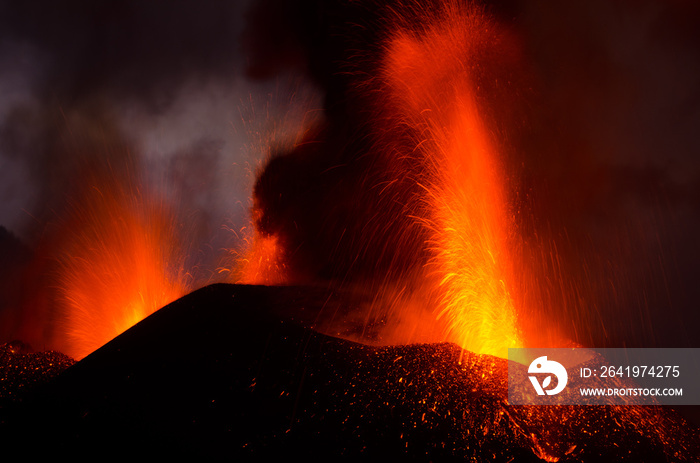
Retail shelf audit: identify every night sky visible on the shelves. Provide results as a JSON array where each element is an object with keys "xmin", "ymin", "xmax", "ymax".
[{"xmin": 1, "ymin": 0, "xmax": 699, "ymax": 350}]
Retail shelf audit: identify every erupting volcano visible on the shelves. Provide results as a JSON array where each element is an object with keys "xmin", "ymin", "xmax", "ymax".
[
  {"xmin": 247, "ymin": 1, "xmax": 532, "ymax": 357},
  {"xmin": 1, "ymin": 0, "xmax": 699, "ymax": 460}
]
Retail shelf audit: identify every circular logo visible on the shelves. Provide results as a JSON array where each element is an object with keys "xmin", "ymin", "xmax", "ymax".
[{"xmin": 528, "ymin": 356, "xmax": 568, "ymax": 395}]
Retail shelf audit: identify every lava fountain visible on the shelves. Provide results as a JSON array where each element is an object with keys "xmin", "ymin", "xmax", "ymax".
[
  {"xmin": 382, "ymin": 7, "xmax": 523, "ymax": 358},
  {"xmin": 53, "ymin": 159, "xmax": 192, "ymax": 360},
  {"xmin": 244, "ymin": 1, "xmax": 529, "ymax": 358}
]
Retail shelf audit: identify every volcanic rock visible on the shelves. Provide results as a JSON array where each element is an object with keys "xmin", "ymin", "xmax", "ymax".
[{"xmin": 1, "ymin": 284, "xmax": 697, "ymax": 461}]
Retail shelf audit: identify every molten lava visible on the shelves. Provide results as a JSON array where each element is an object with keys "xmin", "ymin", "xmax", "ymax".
[
  {"xmin": 382, "ymin": 15, "xmax": 523, "ymax": 357},
  {"xmin": 55, "ymin": 166, "xmax": 191, "ymax": 359}
]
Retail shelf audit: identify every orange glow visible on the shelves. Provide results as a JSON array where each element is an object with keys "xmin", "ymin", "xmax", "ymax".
[
  {"xmin": 233, "ymin": 5, "xmax": 530, "ymax": 357},
  {"xmin": 382, "ymin": 6, "xmax": 523, "ymax": 358},
  {"xmin": 428, "ymin": 96, "xmax": 523, "ymax": 358},
  {"xmin": 55, "ymin": 168, "xmax": 190, "ymax": 359},
  {"xmin": 232, "ymin": 229, "xmax": 288, "ymax": 285},
  {"xmin": 53, "ymin": 4, "xmax": 532, "ymax": 361}
]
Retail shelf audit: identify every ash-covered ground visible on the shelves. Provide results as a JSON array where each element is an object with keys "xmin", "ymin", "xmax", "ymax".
[{"xmin": 1, "ymin": 284, "xmax": 697, "ymax": 461}]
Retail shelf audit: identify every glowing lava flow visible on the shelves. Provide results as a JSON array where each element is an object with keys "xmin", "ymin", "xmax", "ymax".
[
  {"xmin": 381, "ymin": 5, "xmax": 523, "ymax": 358},
  {"xmin": 55, "ymin": 167, "xmax": 190, "ymax": 360}
]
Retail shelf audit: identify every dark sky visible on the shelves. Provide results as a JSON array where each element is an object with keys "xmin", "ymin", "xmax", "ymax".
[
  {"xmin": 0, "ymin": 0, "xmax": 319, "ymax": 241},
  {"xmin": 0, "ymin": 0, "xmax": 699, "ymax": 349}
]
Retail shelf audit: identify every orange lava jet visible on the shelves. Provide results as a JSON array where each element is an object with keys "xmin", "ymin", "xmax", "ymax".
[
  {"xmin": 241, "ymin": 2, "xmax": 530, "ymax": 358},
  {"xmin": 380, "ymin": 4, "xmax": 524, "ymax": 358},
  {"xmin": 55, "ymin": 164, "xmax": 191, "ymax": 359}
]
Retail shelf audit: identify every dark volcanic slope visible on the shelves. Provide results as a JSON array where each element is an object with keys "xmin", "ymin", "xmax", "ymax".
[{"xmin": 1, "ymin": 284, "xmax": 698, "ymax": 461}]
